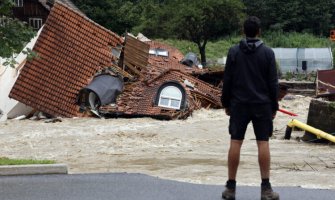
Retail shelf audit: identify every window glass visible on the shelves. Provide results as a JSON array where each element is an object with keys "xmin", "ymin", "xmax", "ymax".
[
  {"xmin": 159, "ymin": 98, "xmax": 169, "ymax": 106},
  {"xmin": 160, "ymin": 86, "xmax": 182, "ymax": 98},
  {"xmin": 149, "ymin": 48, "xmax": 169, "ymax": 57},
  {"xmin": 156, "ymin": 49, "xmax": 169, "ymax": 57},
  {"xmin": 170, "ymin": 99, "xmax": 181, "ymax": 108},
  {"xmin": 149, "ymin": 49, "xmax": 156, "ymax": 55},
  {"xmin": 158, "ymin": 86, "xmax": 183, "ymax": 109}
]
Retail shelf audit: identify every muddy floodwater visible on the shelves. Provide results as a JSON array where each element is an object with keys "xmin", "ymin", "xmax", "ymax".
[{"xmin": 1, "ymin": 95, "xmax": 335, "ymax": 189}]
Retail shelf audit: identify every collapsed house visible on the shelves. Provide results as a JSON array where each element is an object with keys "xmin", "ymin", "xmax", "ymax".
[{"xmin": 8, "ymin": 2, "xmax": 222, "ymax": 120}]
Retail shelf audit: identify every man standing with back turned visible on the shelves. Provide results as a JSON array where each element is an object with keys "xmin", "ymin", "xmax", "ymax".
[{"xmin": 221, "ymin": 16, "xmax": 279, "ymax": 200}]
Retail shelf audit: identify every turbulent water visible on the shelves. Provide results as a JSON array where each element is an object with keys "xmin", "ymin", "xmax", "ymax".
[{"xmin": 1, "ymin": 96, "xmax": 335, "ymax": 189}]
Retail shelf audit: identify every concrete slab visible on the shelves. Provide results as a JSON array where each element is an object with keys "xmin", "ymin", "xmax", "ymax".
[{"xmin": 0, "ymin": 164, "xmax": 68, "ymax": 176}]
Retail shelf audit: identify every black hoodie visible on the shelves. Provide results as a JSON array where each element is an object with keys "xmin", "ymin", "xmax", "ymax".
[{"xmin": 221, "ymin": 38, "xmax": 279, "ymax": 113}]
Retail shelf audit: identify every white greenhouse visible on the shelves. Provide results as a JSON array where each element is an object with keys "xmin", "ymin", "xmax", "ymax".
[{"xmin": 272, "ymin": 48, "xmax": 333, "ymax": 73}]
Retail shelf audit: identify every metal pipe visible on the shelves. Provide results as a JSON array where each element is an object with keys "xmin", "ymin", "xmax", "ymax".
[{"xmin": 286, "ymin": 119, "xmax": 335, "ymax": 143}]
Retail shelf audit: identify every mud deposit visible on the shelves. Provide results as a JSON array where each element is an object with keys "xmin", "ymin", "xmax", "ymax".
[{"xmin": 1, "ymin": 95, "xmax": 335, "ymax": 189}]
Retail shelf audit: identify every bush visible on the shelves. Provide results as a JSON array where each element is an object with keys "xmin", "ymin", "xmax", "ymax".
[
  {"xmin": 0, "ymin": 157, "xmax": 56, "ymax": 165},
  {"xmin": 158, "ymin": 31, "xmax": 335, "ymax": 68}
]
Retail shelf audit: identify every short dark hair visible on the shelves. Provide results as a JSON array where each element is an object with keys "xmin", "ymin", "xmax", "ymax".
[{"xmin": 243, "ymin": 16, "xmax": 261, "ymax": 38}]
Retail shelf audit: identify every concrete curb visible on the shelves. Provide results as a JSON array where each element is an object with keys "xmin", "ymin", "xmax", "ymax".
[{"xmin": 0, "ymin": 164, "xmax": 68, "ymax": 176}]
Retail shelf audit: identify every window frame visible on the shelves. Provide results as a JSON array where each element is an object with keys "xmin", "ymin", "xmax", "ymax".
[
  {"xmin": 13, "ymin": 0, "xmax": 23, "ymax": 7},
  {"xmin": 149, "ymin": 48, "xmax": 169, "ymax": 57},
  {"xmin": 156, "ymin": 82, "xmax": 186, "ymax": 110},
  {"xmin": 158, "ymin": 86, "xmax": 182, "ymax": 109},
  {"xmin": 28, "ymin": 18, "xmax": 43, "ymax": 30}
]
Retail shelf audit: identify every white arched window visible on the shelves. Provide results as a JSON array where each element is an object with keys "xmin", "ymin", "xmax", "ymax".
[{"xmin": 158, "ymin": 86, "xmax": 182, "ymax": 109}]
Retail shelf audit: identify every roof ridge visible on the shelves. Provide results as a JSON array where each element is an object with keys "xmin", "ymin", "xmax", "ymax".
[{"xmin": 53, "ymin": 1, "xmax": 121, "ymax": 40}]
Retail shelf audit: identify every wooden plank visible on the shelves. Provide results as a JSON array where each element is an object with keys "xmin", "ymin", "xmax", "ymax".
[
  {"xmin": 124, "ymin": 35, "xmax": 150, "ymax": 69},
  {"xmin": 123, "ymin": 63, "xmax": 143, "ymax": 77}
]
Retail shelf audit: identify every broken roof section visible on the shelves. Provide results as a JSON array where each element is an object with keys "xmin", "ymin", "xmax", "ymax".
[
  {"xmin": 123, "ymin": 35, "xmax": 150, "ymax": 78},
  {"xmin": 9, "ymin": 2, "xmax": 123, "ymax": 117},
  {"xmin": 145, "ymin": 41, "xmax": 205, "ymax": 77},
  {"xmin": 9, "ymin": 2, "xmax": 222, "ymax": 120},
  {"xmin": 99, "ymin": 69, "xmax": 222, "ymax": 119},
  {"xmin": 97, "ymin": 39, "xmax": 222, "ymax": 119},
  {"xmin": 316, "ymin": 69, "xmax": 335, "ymax": 100}
]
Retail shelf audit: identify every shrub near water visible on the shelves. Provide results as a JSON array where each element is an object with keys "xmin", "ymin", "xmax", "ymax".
[
  {"xmin": 0, "ymin": 157, "xmax": 55, "ymax": 165},
  {"xmin": 157, "ymin": 36, "xmax": 241, "ymax": 61},
  {"xmin": 263, "ymin": 31, "xmax": 334, "ymax": 48}
]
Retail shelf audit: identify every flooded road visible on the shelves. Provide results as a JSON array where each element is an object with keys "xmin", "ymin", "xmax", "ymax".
[{"xmin": 1, "ymin": 95, "xmax": 335, "ymax": 189}]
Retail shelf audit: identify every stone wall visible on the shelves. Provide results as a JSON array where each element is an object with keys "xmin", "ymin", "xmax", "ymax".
[{"xmin": 303, "ymin": 99, "xmax": 335, "ymax": 142}]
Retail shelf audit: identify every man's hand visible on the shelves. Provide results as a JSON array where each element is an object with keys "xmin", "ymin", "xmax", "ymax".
[{"xmin": 225, "ymin": 108, "xmax": 231, "ymax": 116}]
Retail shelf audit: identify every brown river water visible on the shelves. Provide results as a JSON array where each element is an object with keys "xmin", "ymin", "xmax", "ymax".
[{"xmin": 1, "ymin": 95, "xmax": 335, "ymax": 189}]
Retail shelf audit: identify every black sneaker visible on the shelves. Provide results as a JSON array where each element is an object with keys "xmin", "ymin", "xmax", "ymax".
[{"xmin": 222, "ymin": 187, "xmax": 235, "ymax": 200}]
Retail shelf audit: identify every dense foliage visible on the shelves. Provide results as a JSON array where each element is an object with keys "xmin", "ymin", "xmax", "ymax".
[
  {"xmin": 0, "ymin": 0, "xmax": 35, "ymax": 61},
  {"xmin": 160, "ymin": 32, "xmax": 335, "ymax": 61},
  {"xmin": 2, "ymin": 0, "xmax": 335, "ymax": 65},
  {"xmin": 72, "ymin": 0, "xmax": 335, "ymax": 37},
  {"xmin": 135, "ymin": 0, "xmax": 245, "ymax": 64},
  {"xmin": 243, "ymin": 0, "xmax": 335, "ymax": 36},
  {"xmin": 73, "ymin": 0, "xmax": 245, "ymax": 64},
  {"xmin": 71, "ymin": 0, "xmax": 335, "ymax": 65},
  {"xmin": 71, "ymin": 0, "xmax": 142, "ymax": 36}
]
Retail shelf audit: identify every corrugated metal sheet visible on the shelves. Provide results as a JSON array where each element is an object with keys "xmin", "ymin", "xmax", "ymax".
[
  {"xmin": 123, "ymin": 35, "xmax": 150, "ymax": 75},
  {"xmin": 316, "ymin": 69, "xmax": 335, "ymax": 97}
]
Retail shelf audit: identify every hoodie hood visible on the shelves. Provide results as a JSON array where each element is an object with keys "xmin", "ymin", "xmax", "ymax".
[{"xmin": 239, "ymin": 38, "xmax": 263, "ymax": 54}]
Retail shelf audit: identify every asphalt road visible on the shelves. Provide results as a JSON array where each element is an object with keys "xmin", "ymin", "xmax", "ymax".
[{"xmin": 0, "ymin": 173, "xmax": 334, "ymax": 200}]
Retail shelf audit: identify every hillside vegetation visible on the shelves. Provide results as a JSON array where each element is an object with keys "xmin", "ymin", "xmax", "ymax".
[{"xmin": 158, "ymin": 32, "xmax": 335, "ymax": 67}]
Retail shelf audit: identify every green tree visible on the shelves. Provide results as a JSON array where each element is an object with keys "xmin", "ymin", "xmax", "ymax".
[
  {"xmin": 0, "ymin": 0, "xmax": 35, "ymax": 65},
  {"xmin": 243, "ymin": 0, "xmax": 303, "ymax": 32},
  {"xmin": 243, "ymin": 0, "xmax": 335, "ymax": 36},
  {"xmin": 164, "ymin": 0, "xmax": 245, "ymax": 65},
  {"xmin": 131, "ymin": 0, "xmax": 168, "ymax": 38},
  {"xmin": 301, "ymin": 0, "xmax": 335, "ymax": 36},
  {"xmin": 72, "ymin": 0, "xmax": 142, "ymax": 35}
]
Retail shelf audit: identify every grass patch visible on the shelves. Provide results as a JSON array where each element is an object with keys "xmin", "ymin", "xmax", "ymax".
[
  {"xmin": 263, "ymin": 31, "xmax": 333, "ymax": 48},
  {"xmin": 0, "ymin": 157, "xmax": 56, "ymax": 165},
  {"xmin": 282, "ymin": 71, "xmax": 317, "ymax": 81}
]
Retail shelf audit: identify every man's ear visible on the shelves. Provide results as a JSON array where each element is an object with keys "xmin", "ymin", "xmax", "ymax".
[{"xmin": 257, "ymin": 29, "xmax": 261, "ymax": 37}]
